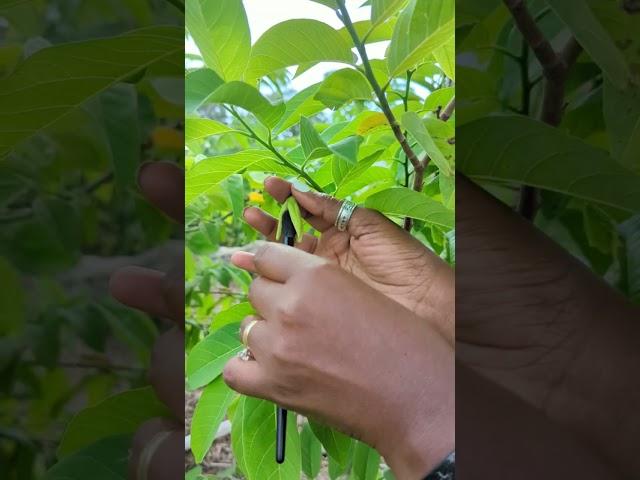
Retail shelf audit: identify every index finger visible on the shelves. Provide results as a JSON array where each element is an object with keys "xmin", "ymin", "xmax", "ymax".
[{"xmin": 231, "ymin": 243, "xmax": 326, "ymax": 283}]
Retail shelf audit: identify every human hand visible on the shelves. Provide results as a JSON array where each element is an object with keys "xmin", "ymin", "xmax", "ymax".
[
  {"xmin": 224, "ymin": 243, "xmax": 454, "ymax": 480},
  {"xmin": 244, "ymin": 177, "xmax": 454, "ymax": 342},
  {"xmin": 109, "ymin": 162, "xmax": 184, "ymax": 480}
]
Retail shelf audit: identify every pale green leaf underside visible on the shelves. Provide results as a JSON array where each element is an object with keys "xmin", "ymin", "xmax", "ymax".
[
  {"xmin": 300, "ymin": 116, "xmax": 332, "ymax": 160},
  {"xmin": 185, "ymin": 68, "xmax": 223, "ymax": 113},
  {"xmin": 314, "ymin": 68, "xmax": 373, "ymax": 108},
  {"xmin": 245, "ymin": 19, "xmax": 354, "ymax": 82},
  {"xmin": 186, "ymin": 0, "xmax": 251, "ymax": 81},
  {"xmin": 402, "ymin": 111, "xmax": 453, "ymax": 176},
  {"xmin": 351, "ymin": 441, "xmax": 381, "ymax": 480},
  {"xmin": 186, "ymin": 322, "xmax": 242, "ymax": 390},
  {"xmin": 0, "ymin": 26, "xmax": 182, "ymax": 158},
  {"xmin": 185, "ymin": 118, "xmax": 237, "ymax": 142},
  {"xmin": 233, "ymin": 397, "xmax": 301, "ymax": 480},
  {"xmin": 365, "ymin": 187, "xmax": 454, "ymax": 228},
  {"xmin": 191, "ymin": 377, "xmax": 235, "ymax": 463},
  {"xmin": 458, "ymin": 115, "xmax": 640, "ymax": 213},
  {"xmin": 370, "ymin": 0, "xmax": 408, "ymax": 33},
  {"xmin": 308, "ymin": 420, "xmax": 352, "ymax": 468}
]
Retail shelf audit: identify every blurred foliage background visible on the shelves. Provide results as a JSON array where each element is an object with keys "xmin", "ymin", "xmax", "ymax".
[{"xmin": 0, "ymin": 1, "xmax": 182, "ymax": 478}]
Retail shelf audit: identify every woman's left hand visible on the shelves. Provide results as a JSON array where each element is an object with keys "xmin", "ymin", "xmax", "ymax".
[{"xmin": 225, "ymin": 243, "xmax": 454, "ymax": 480}]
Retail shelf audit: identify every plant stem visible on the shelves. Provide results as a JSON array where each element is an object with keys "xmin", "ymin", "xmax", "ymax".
[
  {"xmin": 439, "ymin": 97, "xmax": 456, "ymax": 122},
  {"xmin": 503, "ymin": 0, "xmax": 582, "ymax": 220},
  {"xmin": 227, "ymin": 108, "xmax": 323, "ymax": 192},
  {"xmin": 336, "ymin": 0, "xmax": 423, "ymax": 176}
]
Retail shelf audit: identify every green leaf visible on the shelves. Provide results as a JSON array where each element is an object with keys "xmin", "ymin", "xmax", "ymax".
[
  {"xmin": 0, "ymin": 26, "xmax": 182, "ymax": 158},
  {"xmin": 185, "ymin": 0, "xmax": 251, "ymax": 81},
  {"xmin": 424, "ymin": 86, "xmax": 455, "ymax": 112},
  {"xmin": 620, "ymin": 215, "xmax": 640, "ymax": 303},
  {"xmin": 603, "ymin": 79, "xmax": 640, "ymax": 172},
  {"xmin": 351, "ymin": 441, "xmax": 380, "ymax": 480},
  {"xmin": 300, "ymin": 116, "xmax": 333, "ymax": 160},
  {"xmin": 275, "ymin": 84, "xmax": 326, "ymax": 134},
  {"xmin": 315, "ymin": 68, "xmax": 373, "ymax": 108},
  {"xmin": 309, "ymin": 0, "xmax": 337, "ymax": 8},
  {"xmin": 57, "ymin": 387, "xmax": 169, "ymax": 458},
  {"xmin": 458, "ymin": 115, "xmax": 640, "ymax": 213},
  {"xmin": 45, "ymin": 435, "xmax": 130, "ymax": 480},
  {"xmin": 191, "ymin": 377, "xmax": 235, "ymax": 463},
  {"xmin": 186, "ymin": 150, "xmax": 279, "ymax": 205},
  {"xmin": 543, "ymin": 0, "xmax": 630, "ymax": 89},
  {"xmin": 232, "ymin": 397, "xmax": 301, "ymax": 480},
  {"xmin": 338, "ymin": 19, "xmax": 397, "ymax": 46},
  {"xmin": 212, "ymin": 302, "xmax": 255, "ymax": 332},
  {"xmin": 100, "ymin": 84, "xmax": 140, "ymax": 193},
  {"xmin": 186, "ymin": 68, "xmax": 224, "ymax": 113},
  {"xmin": 330, "ymin": 136, "xmax": 363, "ymax": 163},
  {"xmin": 370, "ymin": 0, "xmax": 408, "ymax": 33},
  {"xmin": 301, "ymin": 422, "xmax": 322, "ymax": 479},
  {"xmin": 388, "ymin": 0, "xmax": 454, "ymax": 78},
  {"xmin": 186, "ymin": 322, "xmax": 243, "ymax": 390},
  {"xmin": 206, "ymin": 81, "xmax": 286, "ymax": 128},
  {"xmin": 185, "ymin": 118, "xmax": 236, "ymax": 142},
  {"xmin": 365, "ymin": 187, "xmax": 454, "ymax": 228},
  {"xmin": 309, "ymin": 421, "xmax": 352, "ymax": 468},
  {"xmin": 335, "ymin": 149, "xmax": 384, "ymax": 196},
  {"xmin": 277, "ymin": 197, "xmax": 305, "ymax": 242},
  {"xmin": 0, "ymin": 257, "xmax": 24, "ymax": 335},
  {"xmin": 402, "ymin": 111, "xmax": 453, "ymax": 176},
  {"xmin": 244, "ymin": 19, "xmax": 354, "ymax": 82},
  {"xmin": 434, "ymin": 38, "xmax": 455, "ymax": 80}
]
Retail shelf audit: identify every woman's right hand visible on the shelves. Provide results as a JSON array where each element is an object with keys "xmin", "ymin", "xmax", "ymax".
[{"xmin": 244, "ymin": 177, "xmax": 454, "ymax": 341}]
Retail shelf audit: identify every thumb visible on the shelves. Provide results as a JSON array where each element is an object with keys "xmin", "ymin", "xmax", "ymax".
[{"xmin": 292, "ymin": 185, "xmax": 385, "ymax": 236}]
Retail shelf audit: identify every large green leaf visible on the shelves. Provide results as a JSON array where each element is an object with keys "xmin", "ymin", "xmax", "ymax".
[
  {"xmin": 0, "ymin": 257, "xmax": 24, "ymax": 335},
  {"xmin": 338, "ymin": 19, "xmax": 397, "ymax": 46},
  {"xmin": 603, "ymin": 79, "xmax": 640, "ymax": 171},
  {"xmin": 301, "ymin": 116, "xmax": 333, "ymax": 160},
  {"xmin": 0, "ymin": 26, "xmax": 181, "ymax": 158},
  {"xmin": 308, "ymin": 420, "xmax": 352, "ymax": 468},
  {"xmin": 191, "ymin": 377, "xmax": 235, "ymax": 463},
  {"xmin": 314, "ymin": 68, "xmax": 373, "ymax": 108},
  {"xmin": 232, "ymin": 397, "xmax": 301, "ymax": 480},
  {"xmin": 244, "ymin": 19, "xmax": 354, "ymax": 82},
  {"xmin": 370, "ymin": 0, "xmax": 408, "ymax": 33},
  {"xmin": 275, "ymin": 84, "xmax": 326, "ymax": 134},
  {"xmin": 351, "ymin": 441, "xmax": 380, "ymax": 480},
  {"xmin": 185, "ymin": 0, "xmax": 251, "ymax": 81},
  {"xmin": 185, "ymin": 68, "xmax": 224, "ymax": 112},
  {"xmin": 365, "ymin": 187, "xmax": 454, "ymax": 228},
  {"xmin": 301, "ymin": 422, "xmax": 322, "ymax": 479},
  {"xmin": 402, "ymin": 111, "xmax": 453, "ymax": 176},
  {"xmin": 211, "ymin": 302, "xmax": 255, "ymax": 332},
  {"xmin": 185, "ymin": 118, "xmax": 237, "ymax": 142},
  {"xmin": 186, "ymin": 322, "xmax": 243, "ymax": 390},
  {"xmin": 186, "ymin": 150, "xmax": 280, "ymax": 205},
  {"xmin": 309, "ymin": 0, "xmax": 337, "ymax": 8},
  {"xmin": 45, "ymin": 435, "xmax": 130, "ymax": 480},
  {"xmin": 334, "ymin": 149, "xmax": 385, "ymax": 196},
  {"xmin": 544, "ymin": 0, "xmax": 629, "ymax": 89},
  {"xmin": 458, "ymin": 115, "xmax": 640, "ymax": 213},
  {"xmin": 57, "ymin": 387, "xmax": 169, "ymax": 458},
  {"xmin": 387, "ymin": 0, "xmax": 454, "ymax": 78},
  {"xmin": 206, "ymin": 81, "xmax": 286, "ymax": 128}
]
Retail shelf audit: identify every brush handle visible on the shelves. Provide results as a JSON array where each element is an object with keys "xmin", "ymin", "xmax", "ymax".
[{"xmin": 276, "ymin": 406, "xmax": 287, "ymax": 463}]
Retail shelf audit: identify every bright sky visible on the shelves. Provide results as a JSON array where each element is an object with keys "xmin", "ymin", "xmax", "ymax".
[{"xmin": 186, "ymin": 0, "xmax": 389, "ymax": 91}]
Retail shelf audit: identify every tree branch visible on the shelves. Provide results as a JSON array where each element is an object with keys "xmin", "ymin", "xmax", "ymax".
[
  {"xmin": 503, "ymin": 0, "xmax": 583, "ymax": 219},
  {"xmin": 439, "ymin": 97, "xmax": 456, "ymax": 122},
  {"xmin": 336, "ymin": 0, "xmax": 422, "ymax": 175}
]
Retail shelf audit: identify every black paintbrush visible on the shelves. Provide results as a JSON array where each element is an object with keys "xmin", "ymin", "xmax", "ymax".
[{"xmin": 276, "ymin": 209, "xmax": 295, "ymax": 463}]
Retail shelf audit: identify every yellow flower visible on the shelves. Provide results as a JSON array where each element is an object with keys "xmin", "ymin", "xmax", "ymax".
[
  {"xmin": 249, "ymin": 192, "xmax": 264, "ymax": 203},
  {"xmin": 151, "ymin": 126, "xmax": 183, "ymax": 152}
]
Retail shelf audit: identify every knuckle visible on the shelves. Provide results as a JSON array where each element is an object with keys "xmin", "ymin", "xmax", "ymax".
[{"xmin": 253, "ymin": 242, "xmax": 272, "ymax": 267}]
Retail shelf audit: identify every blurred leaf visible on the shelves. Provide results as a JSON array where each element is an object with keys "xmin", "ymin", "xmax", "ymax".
[
  {"xmin": 211, "ymin": 302, "xmax": 255, "ymax": 332},
  {"xmin": 0, "ymin": 257, "xmax": 24, "ymax": 335},
  {"xmin": 309, "ymin": 420, "xmax": 352, "ymax": 468},
  {"xmin": 458, "ymin": 115, "xmax": 640, "ymax": 213},
  {"xmin": 232, "ymin": 397, "xmax": 301, "ymax": 480},
  {"xmin": 603, "ymin": 79, "xmax": 640, "ymax": 172},
  {"xmin": 244, "ymin": 19, "xmax": 354, "ymax": 82},
  {"xmin": 57, "ymin": 388, "xmax": 169, "ymax": 458},
  {"xmin": 191, "ymin": 377, "xmax": 235, "ymax": 463},
  {"xmin": 351, "ymin": 441, "xmax": 380, "ymax": 480},
  {"xmin": 186, "ymin": 0, "xmax": 251, "ymax": 81},
  {"xmin": 186, "ymin": 323, "xmax": 243, "ymax": 390},
  {"xmin": 186, "ymin": 68, "xmax": 224, "ymax": 113},
  {"xmin": 301, "ymin": 422, "xmax": 322, "ymax": 479},
  {"xmin": 365, "ymin": 187, "xmax": 454, "ymax": 228},
  {"xmin": 0, "ymin": 26, "xmax": 181, "ymax": 158}
]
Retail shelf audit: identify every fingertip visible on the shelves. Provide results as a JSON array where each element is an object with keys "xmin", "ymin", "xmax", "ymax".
[
  {"xmin": 264, "ymin": 176, "xmax": 293, "ymax": 202},
  {"xmin": 230, "ymin": 251, "xmax": 256, "ymax": 272}
]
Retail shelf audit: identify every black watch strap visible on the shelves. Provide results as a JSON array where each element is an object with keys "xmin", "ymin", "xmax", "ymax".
[{"xmin": 423, "ymin": 451, "xmax": 455, "ymax": 480}]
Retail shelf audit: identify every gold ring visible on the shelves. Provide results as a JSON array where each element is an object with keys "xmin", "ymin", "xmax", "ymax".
[
  {"xmin": 136, "ymin": 430, "xmax": 172, "ymax": 480},
  {"xmin": 241, "ymin": 319, "xmax": 259, "ymax": 347}
]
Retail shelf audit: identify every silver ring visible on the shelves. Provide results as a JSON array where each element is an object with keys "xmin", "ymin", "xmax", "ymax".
[
  {"xmin": 238, "ymin": 348, "xmax": 252, "ymax": 361},
  {"xmin": 335, "ymin": 200, "xmax": 356, "ymax": 232}
]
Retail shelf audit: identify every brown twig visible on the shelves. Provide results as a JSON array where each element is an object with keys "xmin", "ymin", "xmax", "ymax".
[
  {"xmin": 503, "ymin": 0, "xmax": 582, "ymax": 219},
  {"xmin": 439, "ymin": 96, "xmax": 456, "ymax": 122}
]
